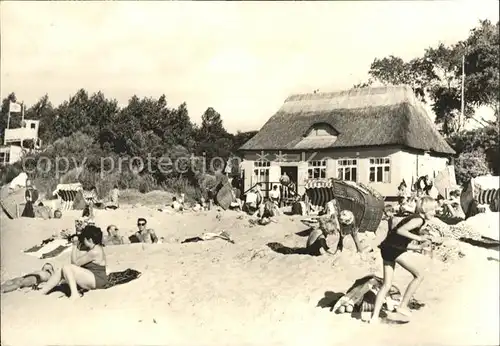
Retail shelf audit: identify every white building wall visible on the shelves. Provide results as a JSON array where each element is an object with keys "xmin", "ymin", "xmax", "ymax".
[{"xmin": 242, "ymin": 147, "xmax": 451, "ymax": 197}]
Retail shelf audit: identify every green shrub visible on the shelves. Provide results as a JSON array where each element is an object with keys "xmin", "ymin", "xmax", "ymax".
[
  {"xmin": 454, "ymin": 149, "xmax": 492, "ymax": 185},
  {"xmin": 0, "ymin": 163, "xmax": 23, "ymax": 185}
]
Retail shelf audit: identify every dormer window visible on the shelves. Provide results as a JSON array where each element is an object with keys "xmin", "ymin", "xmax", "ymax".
[{"xmin": 305, "ymin": 123, "xmax": 338, "ymax": 138}]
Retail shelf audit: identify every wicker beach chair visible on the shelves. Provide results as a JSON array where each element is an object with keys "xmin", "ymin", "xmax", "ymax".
[{"xmin": 303, "ymin": 179, "xmax": 385, "ymax": 233}]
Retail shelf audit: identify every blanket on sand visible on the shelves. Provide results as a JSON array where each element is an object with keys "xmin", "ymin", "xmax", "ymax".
[
  {"xmin": 54, "ymin": 269, "xmax": 142, "ymax": 296},
  {"xmin": 23, "ymin": 239, "xmax": 71, "ymax": 259}
]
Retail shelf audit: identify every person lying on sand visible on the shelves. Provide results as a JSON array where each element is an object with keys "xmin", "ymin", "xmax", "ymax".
[
  {"xmin": 40, "ymin": 225, "xmax": 108, "ymax": 299},
  {"xmin": 369, "ymin": 196, "xmax": 436, "ymax": 323},
  {"xmin": 104, "ymin": 225, "xmax": 125, "ymax": 245},
  {"xmin": 1, "ymin": 263, "xmax": 55, "ymax": 293},
  {"xmin": 128, "ymin": 218, "xmax": 158, "ymax": 243}
]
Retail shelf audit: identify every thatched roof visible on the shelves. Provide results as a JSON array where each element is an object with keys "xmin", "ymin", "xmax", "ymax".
[{"xmin": 240, "ymin": 85, "xmax": 455, "ymax": 155}]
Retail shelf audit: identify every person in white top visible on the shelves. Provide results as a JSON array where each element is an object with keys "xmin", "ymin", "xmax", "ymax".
[{"xmin": 269, "ymin": 185, "xmax": 280, "ymax": 205}]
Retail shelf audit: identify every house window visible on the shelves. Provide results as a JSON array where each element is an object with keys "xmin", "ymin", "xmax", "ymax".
[
  {"xmin": 253, "ymin": 160, "xmax": 270, "ymax": 185},
  {"xmin": 308, "ymin": 160, "xmax": 327, "ymax": 179},
  {"xmin": 0, "ymin": 152, "xmax": 9, "ymax": 165},
  {"xmin": 30, "ymin": 123, "xmax": 36, "ymax": 129},
  {"xmin": 337, "ymin": 159, "xmax": 357, "ymax": 182},
  {"xmin": 369, "ymin": 157, "xmax": 391, "ymax": 183}
]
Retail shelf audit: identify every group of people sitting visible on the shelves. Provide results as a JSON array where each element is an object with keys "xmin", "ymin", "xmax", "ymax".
[
  {"xmin": 1, "ymin": 216, "xmax": 160, "ymax": 296},
  {"xmin": 397, "ymin": 179, "xmax": 462, "ymax": 219},
  {"xmin": 2, "ymin": 223, "xmax": 108, "ymax": 298}
]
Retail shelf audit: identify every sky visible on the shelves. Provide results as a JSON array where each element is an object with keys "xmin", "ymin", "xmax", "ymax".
[{"xmin": 1, "ymin": 1, "xmax": 498, "ymax": 133}]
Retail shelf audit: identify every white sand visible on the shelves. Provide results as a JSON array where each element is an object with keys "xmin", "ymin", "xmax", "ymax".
[{"xmin": 1, "ymin": 207, "xmax": 499, "ymax": 346}]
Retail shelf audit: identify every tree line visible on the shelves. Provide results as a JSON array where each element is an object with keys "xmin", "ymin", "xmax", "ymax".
[
  {"xmin": 355, "ymin": 19, "xmax": 499, "ymax": 183},
  {"xmin": 0, "ymin": 90, "xmax": 257, "ymax": 198}
]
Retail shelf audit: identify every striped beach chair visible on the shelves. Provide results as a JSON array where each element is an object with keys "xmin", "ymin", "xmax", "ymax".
[
  {"xmin": 304, "ymin": 179, "xmax": 335, "ymax": 210},
  {"xmin": 477, "ymin": 188, "xmax": 500, "ymax": 206},
  {"xmin": 52, "ymin": 183, "xmax": 83, "ymax": 210},
  {"xmin": 460, "ymin": 176, "xmax": 500, "ymax": 218}
]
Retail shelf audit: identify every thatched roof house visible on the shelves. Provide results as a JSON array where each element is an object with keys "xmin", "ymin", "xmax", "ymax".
[
  {"xmin": 240, "ymin": 85, "xmax": 455, "ymax": 155},
  {"xmin": 239, "ymin": 85, "xmax": 456, "ymax": 198}
]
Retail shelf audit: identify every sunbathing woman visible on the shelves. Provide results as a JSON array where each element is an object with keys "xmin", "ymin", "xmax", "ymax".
[
  {"xmin": 369, "ymin": 196, "xmax": 436, "ymax": 323},
  {"xmin": 1, "ymin": 263, "xmax": 54, "ymax": 293},
  {"xmin": 40, "ymin": 225, "xmax": 108, "ymax": 299}
]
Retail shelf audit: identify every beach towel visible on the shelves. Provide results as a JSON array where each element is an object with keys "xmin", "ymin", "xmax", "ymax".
[
  {"xmin": 24, "ymin": 237, "xmax": 55, "ymax": 253},
  {"xmin": 23, "ymin": 239, "xmax": 71, "ymax": 259},
  {"xmin": 41, "ymin": 245, "xmax": 71, "ymax": 259},
  {"xmin": 181, "ymin": 231, "xmax": 235, "ymax": 244},
  {"xmin": 56, "ymin": 269, "xmax": 142, "ymax": 296},
  {"xmin": 104, "ymin": 269, "xmax": 141, "ymax": 289}
]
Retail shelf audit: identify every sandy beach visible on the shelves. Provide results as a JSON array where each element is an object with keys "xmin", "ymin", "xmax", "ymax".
[{"xmin": 1, "ymin": 206, "xmax": 499, "ymax": 346}]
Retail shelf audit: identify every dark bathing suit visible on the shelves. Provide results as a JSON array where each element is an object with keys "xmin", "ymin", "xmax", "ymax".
[
  {"xmin": 22, "ymin": 268, "xmax": 52, "ymax": 286},
  {"xmin": 81, "ymin": 262, "xmax": 108, "ymax": 289},
  {"xmin": 378, "ymin": 214, "xmax": 425, "ymax": 262},
  {"xmin": 307, "ymin": 237, "xmax": 329, "ymax": 256},
  {"xmin": 306, "ymin": 229, "xmax": 330, "ymax": 256}
]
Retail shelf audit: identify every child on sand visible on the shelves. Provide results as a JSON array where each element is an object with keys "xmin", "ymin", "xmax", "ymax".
[
  {"xmin": 1, "ymin": 263, "xmax": 54, "ymax": 293},
  {"xmin": 369, "ymin": 196, "xmax": 437, "ymax": 323},
  {"xmin": 324, "ymin": 201, "xmax": 364, "ymax": 254},
  {"xmin": 306, "ymin": 218, "xmax": 338, "ymax": 256}
]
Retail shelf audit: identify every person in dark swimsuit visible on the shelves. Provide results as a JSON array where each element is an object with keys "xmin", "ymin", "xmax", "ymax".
[
  {"xmin": 40, "ymin": 225, "xmax": 108, "ymax": 298},
  {"xmin": 369, "ymin": 196, "xmax": 437, "ymax": 323},
  {"xmin": 1, "ymin": 263, "xmax": 54, "ymax": 293},
  {"xmin": 21, "ymin": 179, "xmax": 38, "ymax": 218},
  {"xmin": 305, "ymin": 218, "xmax": 338, "ymax": 256}
]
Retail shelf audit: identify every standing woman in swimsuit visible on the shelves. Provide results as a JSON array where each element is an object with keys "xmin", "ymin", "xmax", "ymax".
[
  {"xmin": 369, "ymin": 196, "xmax": 437, "ymax": 323},
  {"xmin": 40, "ymin": 225, "xmax": 108, "ymax": 299}
]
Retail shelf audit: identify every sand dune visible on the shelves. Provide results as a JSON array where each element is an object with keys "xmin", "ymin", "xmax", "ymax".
[{"xmin": 1, "ymin": 206, "xmax": 499, "ymax": 346}]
